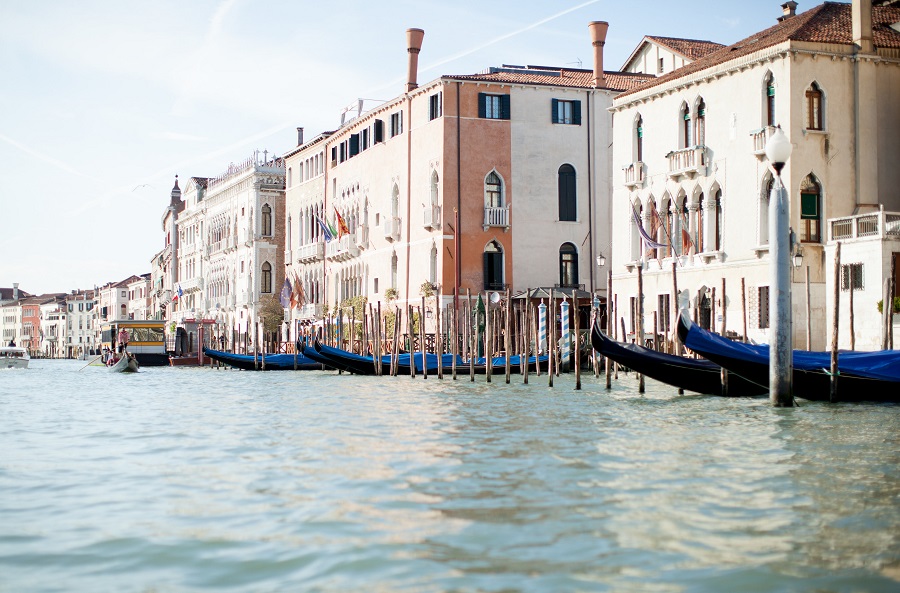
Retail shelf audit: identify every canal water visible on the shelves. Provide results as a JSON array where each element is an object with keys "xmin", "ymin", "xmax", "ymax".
[{"xmin": 2, "ymin": 360, "xmax": 899, "ymax": 592}]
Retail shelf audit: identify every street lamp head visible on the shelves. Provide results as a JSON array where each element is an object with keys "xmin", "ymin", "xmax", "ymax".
[
  {"xmin": 596, "ymin": 253, "xmax": 606, "ymax": 267},
  {"xmin": 765, "ymin": 126, "xmax": 792, "ymax": 174},
  {"xmin": 792, "ymin": 244, "xmax": 803, "ymax": 268}
]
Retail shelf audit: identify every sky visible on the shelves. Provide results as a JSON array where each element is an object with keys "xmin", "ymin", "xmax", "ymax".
[{"xmin": 0, "ymin": 0, "xmax": 780, "ymax": 296}]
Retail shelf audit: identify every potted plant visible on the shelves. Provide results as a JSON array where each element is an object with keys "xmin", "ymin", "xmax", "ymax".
[
  {"xmin": 384, "ymin": 287, "xmax": 399, "ymax": 302},
  {"xmin": 420, "ymin": 281, "xmax": 435, "ymax": 298}
]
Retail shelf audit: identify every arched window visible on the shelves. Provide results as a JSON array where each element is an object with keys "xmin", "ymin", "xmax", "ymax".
[
  {"xmin": 806, "ymin": 82, "xmax": 823, "ymax": 131},
  {"xmin": 714, "ymin": 189, "xmax": 723, "ymax": 251},
  {"xmin": 664, "ymin": 197, "xmax": 675, "ymax": 258},
  {"xmin": 391, "ymin": 184, "xmax": 400, "ymax": 219},
  {"xmin": 681, "ymin": 103, "xmax": 692, "ymax": 148},
  {"xmin": 760, "ymin": 175, "xmax": 774, "ymax": 245},
  {"xmin": 287, "ymin": 216, "xmax": 292, "ymax": 249},
  {"xmin": 391, "ymin": 252, "xmax": 398, "ymax": 289},
  {"xmin": 261, "ymin": 204, "xmax": 272, "ymax": 236},
  {"xmin": 558, "ymin": 164, "xmax": 576, "ymax": 221},
  {"xmin": 630, "ymin": 202, "xmax": 642, "ymax": 261},
  {"xmin": 635, "ymin": 115, "xmax": 643, "ymax": 162},
  {"xmin": 485, "ymin": 171, "xmax": 503, "ymax": 207},
  {"xmin": 287, "ymin": 167, "xmax": 292, "ymax": 187},
  {"xmin": 559, "ymin": 243, "xmax": 578, "ymax": 287},
  {"xmin": 261, "ymin": 262, "xmax": 272, "ymax": 293},
  {"xmin": 647, "ymin": 199, "xmax": 659, "ymax": 260},
  {"xmin": 430, "ymin": 245, "xmax": 438, "ymax": 284},
  {"xmin": 483, "ymin": 240, "xmax": 504, "ymax": 290},
  {"xmin": 430, "ymin": 171, "xmax": 439, "ymax": 207},
  {"xmin": 765, "ymin": 72, "xmax": 776, "ymax": 127},
  {"xmin": 695, "ymin": 98, "xmax": 706, "ymax": 146},
  {"xmin": 695, "ymin": 193, "xmax": 705, "ymax": 253},
  {"xmin": 800, "ymin": 175, "xmax": 821, "ymax": 243}
]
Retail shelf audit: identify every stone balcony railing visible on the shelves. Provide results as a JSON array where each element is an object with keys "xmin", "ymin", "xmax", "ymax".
[
  {"xmin": 356, "ymin": 224, "xmax": 369, "ymax": 248},
  {"xmin": 483, "ymin": 205, "xmax": 510, "ymax": 229},
  {"xmin": 383, "ymin": 217, "xmax": 401, "ymax": 242},
  {"xmin": 326, "ymin": 232, "xmax": 359, "ymax": 261},
  {"xmin": 423, "ymin": 205, "xmax": 441, "ymax": 230},
  {"xmin": 750, "ymin": 125, "xmax": 776, "ymax": 157},
  {"xmin": 830, "ymin": 210, "xmax": 900, "ymax": 242},
  {"xmin": 666, "ymin": 146, "xmax": 707, "ymax": 179},
  {"xmin": 296, "ymin": 241, "xmax": 325, "ymax": 263},
  {"xmin": 623, "ymin": 162, "xmax": 645, "ymax": 189},
  {"xmin": 181, "ymin": 276, "xmax": 203, "ymax": 293},
  {"xmin": 298, "ymin": 303, "xmax": 323, "ymax": 319}
]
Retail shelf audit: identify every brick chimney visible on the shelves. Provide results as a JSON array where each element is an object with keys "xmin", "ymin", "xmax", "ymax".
[
  {"xmin": 588, "ymin": 21, "xmax": 609, "ymax": 88},
  {"xmin": 297, "ymin": 127, "xmax": 304, "ymax": 146},
  {"xmin": 778, "ymin": 1, "xmax": 798, "ymax": 22},
  {"xmin": 406, "ymin": 28, "xmax": 425, "ymax": 92},
  {"xmin": 13, "ymin": 283, "xmax": 18, "ymax": 301},
  {"xmin": 852, "ymin": 0, "xmax": 874, "ymax": 53}
]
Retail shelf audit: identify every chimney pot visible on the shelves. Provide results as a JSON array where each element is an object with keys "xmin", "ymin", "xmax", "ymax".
[
  {"xmin": 588, "ymin": 21, "xmax": 609, "ymax": 88},
  {"xmin": 852, "ymin": 0, "xmax": 874, "ymax": 53},
  {"xmin": 778, "ymin": 1, "xmax": 798, "ymax": 21},
  {"xmin": 406, "ymin": 28, "xmax": 425, "ymax": 92},
  {"xmin": 297, "ymin": 127, "xmax": 304, "ymax": 146}
]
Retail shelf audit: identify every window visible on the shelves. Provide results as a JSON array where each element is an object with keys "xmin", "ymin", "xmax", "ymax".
[
  {"xmin": 374, "ymin": 278, "xmax": 379, "ymax": 294},
  {"xmin": 261, "ymin": 204, "xmax": 272, "ymax": 236},
  {"xmin": 714, "ymin": 189, "xmax": 722, "ymax": 251},
  {"xmin": 551, "ymin": 99, "xmax": 581, "ymax": 125},
  {"xmin": 760, "ymin": 175, "xmax": 774, "ymax": 245},
  {"xmin": 430, "ymin": 245, "xmax": 438, "ymax": 284},
  {"xmin": 695, "ymin": 99, "xmax": 706, "ymax": 146},
  {"xmin": 349, "ymin": 133, "xmax": 360, "ymax": 157},
  {"xmin": 758, "ymin": 286, "xmax": 770, "ymax": 329},
  {"xmin": 806, "ymin": 82, "xmax": 823, "ymax": 130},
  {"xmin": 287, "ymin": 167, "xmax": 292, "ymax": 187},
  {"xmin": 390, "ymin": 111, "xmax": 403, "ymax": 137},
  {"xmin": 635, "ymin": 115, "xmax": 643, "ymax": 162},
  {"xmin": 429, "ymin": 92, "xmax": 442, "ymax": 120},
  {"xmin": 841, "ymin": 263, "xmax": 864, "ymax": 291},
  {"xmin": 478, "ymin": 93, "xmax": 510, "ymax": 120},
  {"xmin": 261, "ymin": 262, "xmax": 272, "ymax": 293},
  {"xmin": 374, "ymin": 119, "xmax": 384, "ymax": 143},
  {"xmin": 658, "ymin": 294, "xmax": 671, "ymax": 333},
  {"xmin": 765, "ymin": 73, "xmax": 776, "ymax": 127},
  {"xmin": 483, "ymin": 241, "xmax": 504, "ymax": 290},
  {"xmin": 800, "ymin": 175, "xmax": 821, "ymax": 242},
  {"xmin": 391, "ymin": 253, "xmax": 398, "ymax": 289},
  {"xmin": 681, "ymin": 103, "xmax": 692, "ymax": 148},
  {"xmin": 658, "ymin": 57, "xmax": 664, "ymax": 74},
  {"xmin": 485, "ymin": 171, "xmax": 503, "ymax": 208},
  {"xmin": 695, "ymin": 193, "xmax": 705, "ymax": 253},
  {"xmin": 361, "ymin": 127, "xmax": 370, "ymax": 151},
  {"xmin": 664, "ymin": 198, "xmax": 675, "ymax": 258},
  {"xmin": 558, "ymin": 164, "xmax": 576, "ymax": 221},
  {"xmin": 559, "ymin": 243, "xmax": 578, "ymax": 287}
]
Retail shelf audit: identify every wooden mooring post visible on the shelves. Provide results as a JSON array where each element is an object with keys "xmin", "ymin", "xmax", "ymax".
[{"xmin": 831, "ymin": 242, "xmax": 841, "ymax": 402}]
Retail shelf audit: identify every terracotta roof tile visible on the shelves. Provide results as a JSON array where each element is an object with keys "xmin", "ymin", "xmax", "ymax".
[
  {"xmin": 447, "ymin": 65, "xmax": 656, "ymax": 92},
  {"xmin": 645, "ymin": 36, "xmax": 725, "ymax": 60},
  {"xmin": 619, "ymin": 2, "xmax": 900, "ymax": 99}
]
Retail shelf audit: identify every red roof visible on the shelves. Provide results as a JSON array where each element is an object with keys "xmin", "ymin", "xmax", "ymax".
[
  {"xmin": 447, "ymin": 65, "xmax": 656, "ymax": 92},
  {"xmin": 619, "ymin": 2, "xmax": 900, "ymax": 99},
  {"xmin": 644, "ymin": 36, "xmax": 725, "ymax": 60}
]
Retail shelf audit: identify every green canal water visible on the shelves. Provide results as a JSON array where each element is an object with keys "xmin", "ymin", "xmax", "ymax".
[{"xmin": 1, "ymin": 359, "xmax": 899, "ymax": 592}]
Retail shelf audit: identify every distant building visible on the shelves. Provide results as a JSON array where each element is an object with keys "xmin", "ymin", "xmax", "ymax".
[
  {"xmin": 620, "ymin": 36, "xmax": 724, "ymax": 76},
  {"xmin": 64, "ymin": 289, "xmax": 99, "ymax": 357}
]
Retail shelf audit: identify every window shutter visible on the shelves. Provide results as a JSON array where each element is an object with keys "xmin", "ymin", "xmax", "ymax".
[
  {"xmin": 551, "ymin": 99, "xmax": 559, "ymax": 124},
  {"xmin": 478, "ymin": 93, "xmax": 486, "ymax": 119},
  {"xmin": 483, "ymin": 253, "xmax": 490, "ymax": 288},
  {"xmin": 349, "ymin": 134, "xmax": 359, "ymax": 157},
  {"xmin": 500, "ymin": 94, "xmax": 511, "ymax": 120},
  {"xmin": 801, "ymin": 193, "xmax": 819, "ymax": 219},
  {"xmin": 573, "ymin": 100, "xmax": 582, "ymax": 125},
  {"xmin": 374, "ymin": 119, "xmax": 384, "ymax": 143}
]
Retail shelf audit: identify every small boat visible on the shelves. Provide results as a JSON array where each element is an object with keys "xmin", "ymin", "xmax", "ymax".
[
  {"xmin": 677, "ymin": 315, "xmax": 900, "ymax": 403},
  {"xmin": 303, "ymin": 341, "xmax": 549, "ymax": 376},
  {"xmin": 590, "ymin": 323, "xmax": 765, "ymax": 397},
  {"xmin": 108, "ymin": 352, "xmax": 139, "ymax": 373},
  {"xmin": 1, "ymin": 346, "xmax": 29, "ymax": 369},
  {"xmin": 202, "ymin": 347, "xmax": 322, "ymax": 371}
]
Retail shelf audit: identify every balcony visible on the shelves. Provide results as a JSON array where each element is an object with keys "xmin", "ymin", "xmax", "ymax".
[
  {"xmin": 830, "ymin": 211, "xmax": 900, "ymax": 242},
  {"xmin": 326, "ymin": 232, "xmax": 360, "ymax": 261},
  {"xmin": 298, "ymin": 303, "xmax": 323, "ymax": 319},
  {"xmin": 423, "ymin": 205, "xmax": 442, "ymax": 230},
  {"xmin": 296, "ymin": 241, "xmax": 325, "ymax": 263},
  {"xmin": 623, "ymin": 162, "xmax": 646, "ymax": 189},
  {"xmin": 483, "ymin": 205, "xmax": 510, "ymax": 230},
  {"xmin": 181, "ymin": 276, "xmax": 203, "ymax": 293},
  {"xmin": 383, "ymin": 217, "xmax": 401, "ymax": 242},
  {"xmin": 750, "ymin": 126, "xmax": 776, "ymax": 157},
  {"xmin": 666, "ymin": 146, "xmax": 707, "ymax": 179}
]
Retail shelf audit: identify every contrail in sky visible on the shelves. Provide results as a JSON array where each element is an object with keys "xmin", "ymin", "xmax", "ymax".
[{"xmin": 0, "ymin": 133, "xmax": 103, "ymax": 182}]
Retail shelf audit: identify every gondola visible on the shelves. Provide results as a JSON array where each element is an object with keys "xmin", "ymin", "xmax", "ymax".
[
  {"xmin": 108, "ymin": 352, "xmax": 139, "ymax": 373},
  {"xmin": 202, "ymin": 347, "xmax": 323, "ymax": 371},
  {"xmin": 677, "ymin": 314, "xmax": 900, "ymax": 403},
  {"xmin": 303, "ymin": 341, "xmax": 549, "ymax": 376},
  {"xmin": 590, "ymin": 323, "xmax": 765, "ymax": 397}
]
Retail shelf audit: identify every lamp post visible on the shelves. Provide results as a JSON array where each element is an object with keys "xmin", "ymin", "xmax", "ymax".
[{"xmin": 765, "ymin": 126, "xmax": 794, "ymax": 407}]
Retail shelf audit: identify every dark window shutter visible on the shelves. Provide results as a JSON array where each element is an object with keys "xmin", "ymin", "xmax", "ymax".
[
  {"xmin": 331, "ymin": 146, "xmax": 337, "ymax": 162},
  {"xmin": 483, "ymin": 253, "xmax": 490, "ymax": 288},
  {"xmin": 374, "ymin": 119, "xmax": 384, "ymax": 143},
  {"xmin": 500, "ymin": 94, "xmax": 511, "ymax": 120},
  {"xmin": 573, "ymin": 100, "xmax": 582, "ymax": 125},
  {"xmin": 349, "ymin": 134, "xmax": 359, "ymax": 157},
  {"xmin": 551, "ymin": 98, "xmax": 559, "ymax": 124},
  {"xmin": 478, "ymin": 93, "xmax": 486, "ymax": 119}
]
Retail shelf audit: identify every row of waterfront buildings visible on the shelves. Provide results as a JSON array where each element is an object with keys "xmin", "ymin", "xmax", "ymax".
[{"xmin": 6, "ymin": 1, "xmax": 900, "ymax": 357}]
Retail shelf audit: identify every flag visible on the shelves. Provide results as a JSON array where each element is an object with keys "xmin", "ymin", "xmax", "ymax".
[
  {"xmin": 172, "ymin": 284, "xmax": 182, "ymax": 302},
  {"xmin": 315, "ymin": 215, "xmax": 333, "ymax": 242},
  {"xmin": 296, "ymin": 279, "xmax": 306, "ymax": 308},
  {"xmin": 290, "ymin": 273, "xmax": 303, "ymax": 309},
  {"xmin": 279, "ymin": 276, "xmax": 292, "ymax": 307},
  {"xmin": 680, "ymin": 209, "xmax": 694, "ymax": 254},
  {"xmin": 327, "ymin": 217, "xmax": 338, "ymax": 239},
  {"xmin": 631, "ymin": 203, "xmax": 668, "ymax": 250},
  {"xmin": 334, "ymin": 207, "xmax": 350, "ymax": 238}
]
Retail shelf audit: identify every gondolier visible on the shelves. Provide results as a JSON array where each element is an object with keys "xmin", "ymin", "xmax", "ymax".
[{"xmin": 117, "ymin": 327, "xmax": 129, "ymax": 354}]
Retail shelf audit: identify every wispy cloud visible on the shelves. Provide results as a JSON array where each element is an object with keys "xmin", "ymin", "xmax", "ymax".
[
  {"xmin": 152, "ymin": 131, "xmax": 208, "ymax": 142},
  {"xmin": 0, "ymin": 133, "xmax": 103, "ymax": 182}
]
